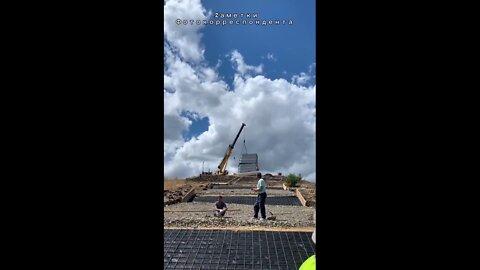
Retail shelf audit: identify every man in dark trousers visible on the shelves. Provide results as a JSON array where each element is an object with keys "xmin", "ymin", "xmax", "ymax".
[
  {"xmin": 251, "ymin": 172, "xmax": 267, "ymax": 221},
  {"xmin": 213, "ymin": 195, "xmax": 228, "ymax": 217}
]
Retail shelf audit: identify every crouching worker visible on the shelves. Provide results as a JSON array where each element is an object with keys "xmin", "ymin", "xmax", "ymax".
[{"xmin": 213, "ymin": 195, "xmax": 228, "ymax": 217}]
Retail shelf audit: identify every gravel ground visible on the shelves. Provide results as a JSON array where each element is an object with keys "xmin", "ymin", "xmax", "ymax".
[
  {"xmin": 197, "ymin": 188, "xmax": 295, "ymax": 196},
  {"xmin": 164, "ymin": 202, "xmax": 315, "ymax": 228}
]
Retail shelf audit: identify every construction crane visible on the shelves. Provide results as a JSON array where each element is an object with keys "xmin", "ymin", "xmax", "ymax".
[{"xmin": 216, "ymin": 123, "xmax": 246, "ymax": 175}]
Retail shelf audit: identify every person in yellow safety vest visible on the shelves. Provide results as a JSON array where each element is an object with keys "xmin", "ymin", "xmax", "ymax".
[{"xmin": 299, "ymin": 228, "xmax": 316, "ymax": 270}]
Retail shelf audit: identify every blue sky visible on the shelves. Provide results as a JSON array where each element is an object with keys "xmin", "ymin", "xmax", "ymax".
[
  {"xmin": 181, "ymin": 111, "xmax": 210, "ymax": 140},
  {"xmin": 202, "ymin": 0, "xmax": 316, "ymax": 88},
  {"xmin": 188, "ymin": 0, "xmax": 316, "ymax": 139},
  {"xmin": 164, "ymin": 0, "xmax": 316, "ymax": 180}
]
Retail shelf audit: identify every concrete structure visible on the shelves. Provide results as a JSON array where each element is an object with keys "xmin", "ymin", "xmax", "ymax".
[{"xmin": 238, "ymin": 153, "xmax": 259, "ymax": 173}]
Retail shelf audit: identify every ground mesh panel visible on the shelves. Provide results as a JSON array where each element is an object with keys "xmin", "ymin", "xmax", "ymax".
[
  {"xmin": 211, "ymin": 185, "xmax": 254, "ymax": 189},
  {"xmin": 212, "ymin": 185, "xmax": 284, "ymax": 190},
  {"xmin": 192, "ymin": 196, "xmax": 302, "ymax": 206},
  {"xmin": 164, "ymin": 229, "xmax": 315, "ymax": 270}
]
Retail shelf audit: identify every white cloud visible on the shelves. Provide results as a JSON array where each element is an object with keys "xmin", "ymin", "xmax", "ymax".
[
  {"xmin": 164, "ymin": 114, "xmax": 190, "ymax": 141},
  {"xmin": 164, "ymin": 51, "xmax": 316, "ymax": 181},
  {"xmin": 266, "ymin": 53, "xmax": 277, "ymax": 61},
  {"xmin": 164, "ymin": 0, "xmax": 210, "ymax": 62},
  {"xmin": 309, "ymin": 62, "xmax": 316, "ymax": 73},
  {"xmin": 164, "ymin": 1, "xmax": 316, "ymax": 182},
  {"xmin": 291, "ymin": 72, "xmax": 312, "ymax": 85},
  {"xmin": 230, "ymin": 50, "xmax": 263, "ymax": 76},
  {"xmin": 215, "ymin": 59, "xmax": 222, "ymax": 69}
]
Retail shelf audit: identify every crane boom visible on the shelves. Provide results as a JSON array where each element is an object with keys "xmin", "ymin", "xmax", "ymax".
[{"xmin": 216, "ymin": 123, "xmax": 246, "ymax": 175}]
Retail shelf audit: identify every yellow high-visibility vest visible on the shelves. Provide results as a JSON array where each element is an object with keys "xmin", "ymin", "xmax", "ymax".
[{"xmin": 299, "ymin": 255, "xmax": 316, "ymax": 270}]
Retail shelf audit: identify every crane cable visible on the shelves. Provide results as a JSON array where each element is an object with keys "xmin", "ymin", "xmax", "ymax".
[
  {"xmin": 235, "ymin": 126, "xmax": 248, "ymax": 165},
  {"xmin": 242, "ymin": 126, "xmax": 248, "ymax": 154}
]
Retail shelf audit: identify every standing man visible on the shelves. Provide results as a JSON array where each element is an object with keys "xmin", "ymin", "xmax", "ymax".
[{"xmin": 251, "ymin": 172, "xmax": 267, "ymax": 221}]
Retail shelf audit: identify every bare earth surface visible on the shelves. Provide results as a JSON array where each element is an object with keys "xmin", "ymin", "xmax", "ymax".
[
  {"xmin": 164, "ymin": 202, "xmax": 315, "ymax": 228},
  {"xmin": 163, "ymin": 175, "xmax": 316, "ymax": 230}
]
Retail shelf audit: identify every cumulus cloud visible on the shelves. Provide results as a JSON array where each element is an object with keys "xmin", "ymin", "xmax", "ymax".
[
  {"xmin": 291, "ymin": 72, "xmax": 312, "ymax": 85},
  {"xmin": 164, "ymin": 51, "xmax": 316, "ymax": 181},
  {"xmin": 215, "ymin": 59, "xmax": 222, "ymax": 69},
  {"xmin": 230, "ymin": 50, "xmax": 263, "ymax": 76},
  {"xmin": 164, "ymin": 0, "xmax": 210, "ymax": 62},
  {"xmin": 164, "ymin": 0, "xmax": 316, "ymax": 182}
]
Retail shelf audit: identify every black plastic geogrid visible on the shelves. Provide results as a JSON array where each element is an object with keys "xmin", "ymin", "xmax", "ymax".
[
  {"xmin": 164, "ymin": 229, "xmax": 316, "ymax": 270},
  {"xmin": 192, "ymin": 196, "xmax": 302, "ymax": 206},
  {"xmin": 211, "ymin": 185, "xmax": 253, "ymax": 189},
  {"xmin": 212, "ymin": 185, "xmax": 283, "ymax": 190}
]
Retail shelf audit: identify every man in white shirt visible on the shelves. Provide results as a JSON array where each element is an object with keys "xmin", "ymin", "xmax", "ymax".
[{"xmin": 251, "ymin": 172, "xmax": 267, "ymax": 220}]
